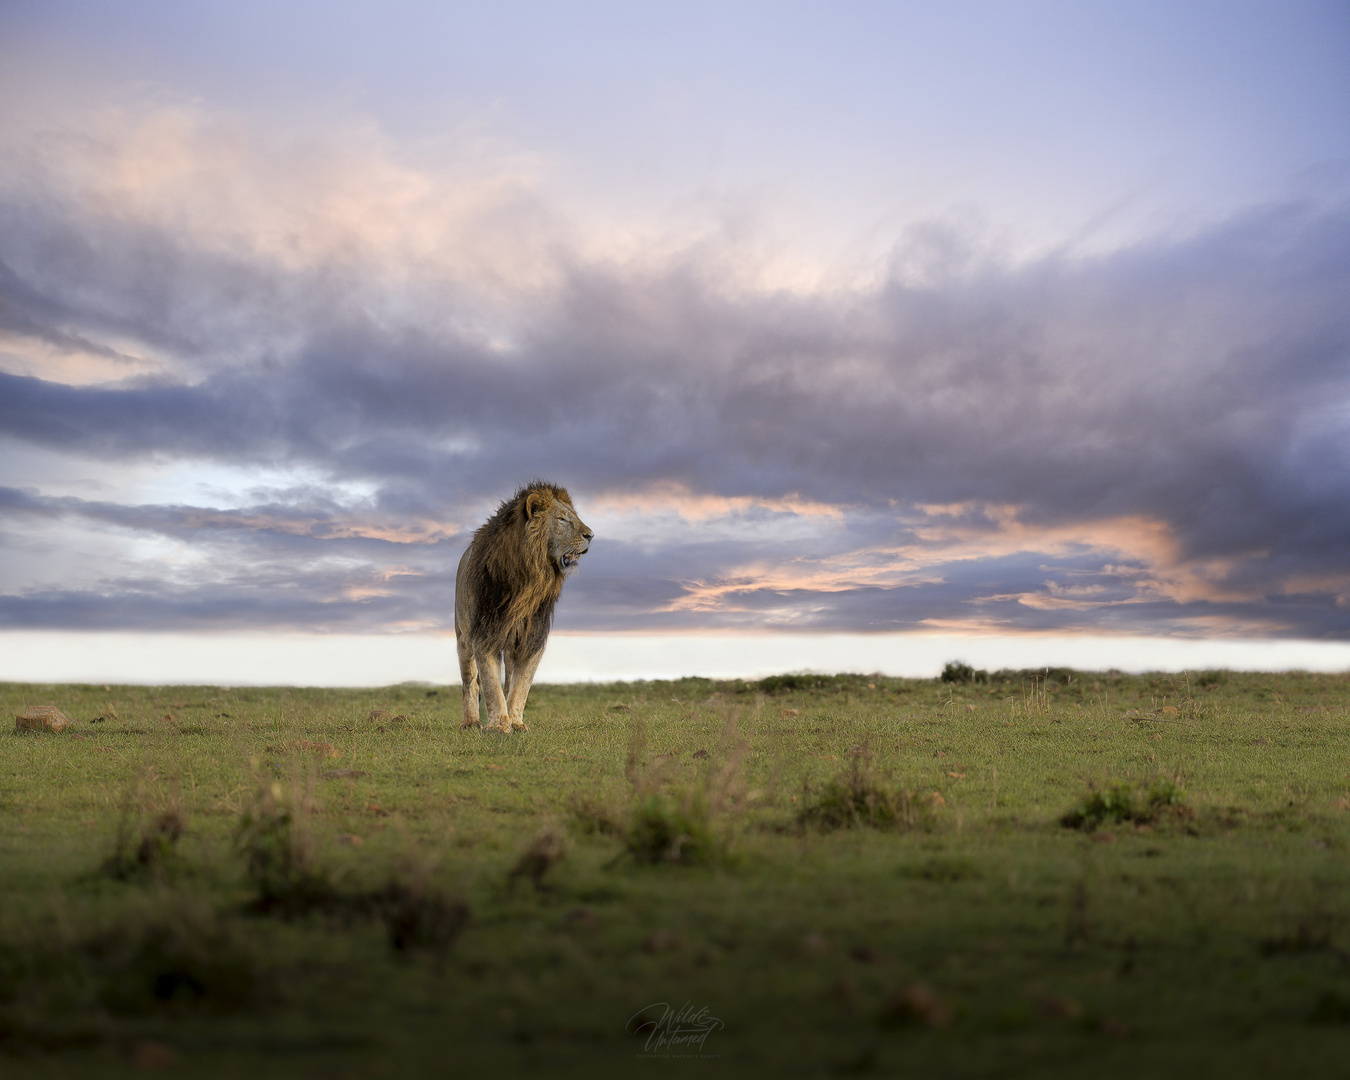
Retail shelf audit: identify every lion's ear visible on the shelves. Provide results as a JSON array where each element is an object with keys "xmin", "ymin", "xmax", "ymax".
[{"xmin": 525, "ymin": 491, "xmax": 552, "ymax": 520}]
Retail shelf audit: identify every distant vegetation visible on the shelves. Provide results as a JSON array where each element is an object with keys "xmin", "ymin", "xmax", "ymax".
[{"xmin": 2, "ymin": 667, "xmax": 1348, "ymax": 1076}]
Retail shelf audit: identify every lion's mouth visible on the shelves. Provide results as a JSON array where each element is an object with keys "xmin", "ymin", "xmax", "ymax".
[{"xmin": 562, "ymin": 551, "xmax": 583, "ymax": 568}]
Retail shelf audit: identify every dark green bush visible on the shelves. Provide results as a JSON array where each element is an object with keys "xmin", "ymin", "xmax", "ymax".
[
  {"xmin": 100, "ymin": 810, "xmax": 187, "ymax": 884},
  {"xmin": 625, "ymin": 793, "xmax": 723, "ymax": 864},
  {"xmin": 941, "ymin": 662, "xmax": 988, "ymax": 684},
  {"xmin": 1061, "ymin": 778, "xmax": 1187, "ymax": 830},
  {"xmin": 234, "ymin": 787, "xmax": 339, "ymax": 916},
  {"xmin": 798, "ymin": 758, "xmax": 922, "ymax": 831}
]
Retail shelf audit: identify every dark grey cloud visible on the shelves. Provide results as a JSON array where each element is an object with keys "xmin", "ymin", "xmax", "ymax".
[{"xmin": 1, "ymin": 166, "xmax": 1348, "ymax": 637}]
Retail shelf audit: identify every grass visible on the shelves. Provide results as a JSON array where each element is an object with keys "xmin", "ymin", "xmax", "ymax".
[{"xmin": 1, "ymin": 667, "xmax": 1348, "ymax": 1077}]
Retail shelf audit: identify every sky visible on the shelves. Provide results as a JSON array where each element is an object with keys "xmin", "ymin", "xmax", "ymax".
[{"xmin": 1, "ymin": 1, "xmax": 1349, "ymax": 682}]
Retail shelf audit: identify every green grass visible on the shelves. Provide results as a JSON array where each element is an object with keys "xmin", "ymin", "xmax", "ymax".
[{"xmin": 2, "ymin": 668, "xmax": 1349, "ymax": 1077}]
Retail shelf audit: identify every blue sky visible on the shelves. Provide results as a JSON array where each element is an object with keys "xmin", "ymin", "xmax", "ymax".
[{"xmin": 1, "ymin": 1, "xmax": 1349, "ymax": 676}]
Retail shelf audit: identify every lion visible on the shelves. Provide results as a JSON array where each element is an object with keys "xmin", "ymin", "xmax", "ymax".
[{"xmin": 455, "ymin": 481, "xmax": 592, "ymax": 733}]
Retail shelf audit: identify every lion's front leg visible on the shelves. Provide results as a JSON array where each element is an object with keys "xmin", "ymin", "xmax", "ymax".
[
  {"xmin": 504, "ymin": 649, "xmax": 544, "ymax": 732},
  {"xmin": 456, "ymin": 629, "xmax": 481, "ymax": 729},
  {"xmin": 476, "ymin": 648, "xmax": 511, "ymax": 732}
]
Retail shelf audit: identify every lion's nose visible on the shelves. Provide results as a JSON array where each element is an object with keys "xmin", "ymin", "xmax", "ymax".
[{"xmin": 582, "ymin": 530, "xmax": 594, "ymax": 541}]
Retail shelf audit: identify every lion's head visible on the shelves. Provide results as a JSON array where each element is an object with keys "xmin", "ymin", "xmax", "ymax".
[{"xmin": 525, "ymin": 486, "xmax": 593, "ymax": 578}]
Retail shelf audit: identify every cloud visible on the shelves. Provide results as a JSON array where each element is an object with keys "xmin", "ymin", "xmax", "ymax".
[{"xmin": 1, "ymin": 101, "xmax": 1348, "ymax": 639}]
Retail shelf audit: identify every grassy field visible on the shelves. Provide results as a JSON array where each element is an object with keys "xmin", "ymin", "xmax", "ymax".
[{"xmin": 2, "ymin": 667, "xmax": 1349, "ymax": 1078}]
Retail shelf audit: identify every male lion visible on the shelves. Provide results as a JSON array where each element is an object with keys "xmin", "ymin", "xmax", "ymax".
[{"xmin": 455, "ymin": 482, "xmax": 592, "ymax": 733}]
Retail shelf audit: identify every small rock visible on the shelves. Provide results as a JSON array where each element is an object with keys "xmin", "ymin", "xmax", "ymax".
[
  {"xmin": 608, "ymin": 703, "xmax": 631, "ymax": 712},
  {"xmin": 16, "ymin": 706, "xmax": 70, "ymax": 733},
  {"xmin": 323, "ymin": 768, "xmax": 370, "ymax": 779},
  {"xmin": 692, "ymin": 749, "xmax": 710, "ymax": 759},
  {"xmin": 368, "ymin": 709, "xmax": 407, "ymax": 723}
]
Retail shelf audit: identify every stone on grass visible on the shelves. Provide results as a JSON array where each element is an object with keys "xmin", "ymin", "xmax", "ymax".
[{"xmin": 16, "ymin": 706, "xmax": 70, "ymax": 733}]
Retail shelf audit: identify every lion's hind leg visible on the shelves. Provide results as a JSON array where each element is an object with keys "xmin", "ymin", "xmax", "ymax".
[{"xmin": 457, "ymin": 632, "xmax": 481, "ymax": 730}]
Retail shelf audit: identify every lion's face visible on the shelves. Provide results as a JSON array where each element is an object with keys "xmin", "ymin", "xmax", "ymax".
[{"xmin": 546, "ymin": 499, "xmax": 592, "ymax": 578}]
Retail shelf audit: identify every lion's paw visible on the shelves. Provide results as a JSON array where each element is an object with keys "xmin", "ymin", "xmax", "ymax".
[
  {"xmin": 460, "ymin": 717, "xmax": 482, "ymax": 730},
  {"xmin": 510, "ymin": 719, "xmax": 529, "ymax": 732}
]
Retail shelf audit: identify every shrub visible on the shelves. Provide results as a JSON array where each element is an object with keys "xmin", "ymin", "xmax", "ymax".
[
  {"xmin": 755, "ymin": 672, "xmax": 874, "ymax": 695},
  {"xmin": 101, "ymin": 809, "xmax": 187, "ymax": 884},
  {"xmin": 0, "ymin": 901, "xmax": 264, "ymax": 1029},
  {"xmin": 370, "ymin": 879, "xmax": 469, "ymax": 955},
  {"xmin": 234, "ymin": 780, "xmax": 339, "ymax": 916},
  {"xmin": 757, "ymin": 673, "xmax": 815, "ymax": 695},
  {"xmin": 1144, "ymin": 777, "xmax": 1185, "ymax": 810},
  {"xmin": 566, "ymin": 793, "xmax": 625, "ymax": 837},
  {"xmin": 798, "ymin": 756, "xmax": 921, "ymax": 831},
  {"xmin": 941, "ymin": 661, "xmax": 988, "ymax": 685},
  {"xmin": 508, "ymin": 831, "xmax": 567, "ymax": 890},
  {"xmin": 90, "ymin": 911, "xmax": 260, "ymax": 1016},
  {"xmin": 1061, "ymin": 782, "xmax": 1137, "ymax": 829},
  {"xmin": 608, "ymin": 714, "xmax": 747, "ymax": 865},
  {"xmin": 625, "ymin": 792, "xmax": 723, "ymax": 864},
  {"xmin": 1061, "ymin": 778, "xmax": 1187, "ymax": 830}
]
